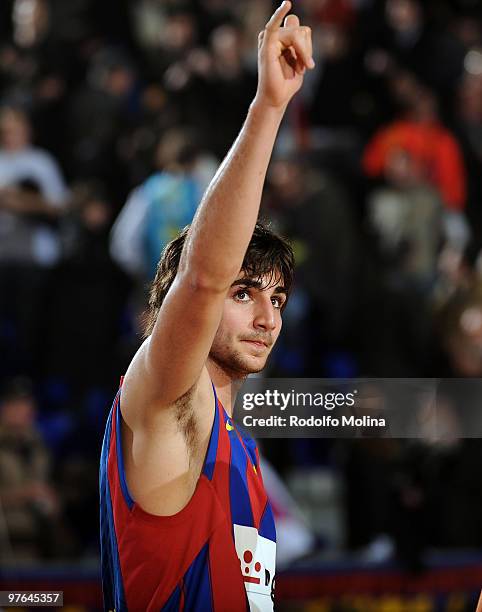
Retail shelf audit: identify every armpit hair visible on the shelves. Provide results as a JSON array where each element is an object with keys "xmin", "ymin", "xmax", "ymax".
[{"xmin": 174, "ymin": 386, "xmax": 197, "ymax": 459}]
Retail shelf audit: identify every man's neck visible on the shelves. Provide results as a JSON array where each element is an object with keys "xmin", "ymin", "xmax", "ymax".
[{"xmin": 206, "ymin": 359, "xmax": 245, "ymax": 418}]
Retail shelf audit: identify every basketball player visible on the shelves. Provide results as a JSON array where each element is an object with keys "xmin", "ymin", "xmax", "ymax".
[{"xmin": 100, "ymin": 2, "xmax": 314, "ymax": 610}]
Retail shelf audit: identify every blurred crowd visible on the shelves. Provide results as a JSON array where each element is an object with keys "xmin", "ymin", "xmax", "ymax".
[{"xmin": 1, "ymin": 0, "xmax": 482, "ymax": 569}]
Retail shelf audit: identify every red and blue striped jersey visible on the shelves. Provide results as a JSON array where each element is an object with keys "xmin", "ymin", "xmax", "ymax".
[{"xmin": 99, "ymin": 382, "xmax": 277, "ymax": 611}]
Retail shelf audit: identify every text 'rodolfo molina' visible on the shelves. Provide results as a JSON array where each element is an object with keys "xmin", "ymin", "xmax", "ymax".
[{"xmin": 243, "ymin": 415, "xmax": 386, "ymax": 428}]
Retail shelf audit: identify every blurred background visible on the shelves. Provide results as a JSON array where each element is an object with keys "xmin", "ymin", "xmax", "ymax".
[{"xmin": 1, "ymin": 0, "xmax": 482, "ymax": 609}]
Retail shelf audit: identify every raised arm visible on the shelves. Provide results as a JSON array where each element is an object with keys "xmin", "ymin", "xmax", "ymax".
[
  {"xmin": 178, "ymin": 3, "xmax": 314, "ymax": 290},
  {"xmin": 124, "ymin": 1, "xmax": 314, "ymax": 414}
]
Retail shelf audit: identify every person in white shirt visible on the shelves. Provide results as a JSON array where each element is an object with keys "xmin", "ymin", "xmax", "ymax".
[
  {"xmin": 0, "ymin": 106, "xmax": 68, "ymax": 266},
  {"xmin": 0, "ymin": 106, "xmax": 68, "ymax": 374}
]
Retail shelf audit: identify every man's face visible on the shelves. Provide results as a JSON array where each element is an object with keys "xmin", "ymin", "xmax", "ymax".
[
  {"xmin": 0, "ymin": 397, "xmax": 35, "ymax": 432},
  {"xmin": 0, "ymin": 110, "xmax": 30, "ymax": 151},
  {"xmin": 209, "ymin": 274, "xmax": 286, "ymax": 377}
]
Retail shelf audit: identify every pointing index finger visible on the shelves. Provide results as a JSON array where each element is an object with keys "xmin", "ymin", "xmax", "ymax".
[{"xmin": 265, "ymin": 1, "xmax": 292, "ymax": 32}]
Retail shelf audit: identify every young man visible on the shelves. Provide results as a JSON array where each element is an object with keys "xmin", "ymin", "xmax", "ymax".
[{"xmin": 100, "ymin": 2, "xmax": 314, "ymax": 610}]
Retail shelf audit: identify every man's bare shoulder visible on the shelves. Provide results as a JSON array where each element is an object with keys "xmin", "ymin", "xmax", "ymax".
[{"xmin": 118, "ymin": 348, "xmax": 216, "ymax": 516}]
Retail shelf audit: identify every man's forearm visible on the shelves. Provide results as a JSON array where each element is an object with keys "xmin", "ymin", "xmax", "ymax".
[
  {"xmin": 179, "ymin": 100, "xmax": 286, "ymax": 289},
  {"xmin": 176, "ymin": 0, "xmax": 313, "ymax": 290}
]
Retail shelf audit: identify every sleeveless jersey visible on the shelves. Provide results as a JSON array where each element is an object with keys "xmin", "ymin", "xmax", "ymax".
[{"xmin": 99, "ymin": 382, "xmax": 277, "ymax": 611}]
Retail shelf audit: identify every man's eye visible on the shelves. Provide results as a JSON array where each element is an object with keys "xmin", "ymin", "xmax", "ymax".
[
  {"xmin": 235, "ymin": 290, "xmax": 250, "ymax": 301},
  {"xmin": 271, "ymin": 297, "xmax": 282, "ymax": 309}
]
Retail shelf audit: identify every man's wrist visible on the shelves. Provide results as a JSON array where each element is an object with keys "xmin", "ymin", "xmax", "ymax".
[{"xmin": 249, "ymin": 96, "xmax": 288, "ymax": 122}]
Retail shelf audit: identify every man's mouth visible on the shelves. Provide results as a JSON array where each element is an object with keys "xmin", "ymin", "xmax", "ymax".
[{"xmin": 242, "ymin": 339, "xmax": 269, "ymax": 349}]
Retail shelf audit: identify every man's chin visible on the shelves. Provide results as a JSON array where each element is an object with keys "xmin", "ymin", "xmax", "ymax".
[
  {"xmin": 236, "ymin": 353, "xmax": 268, "ymax": 376},
  {"xmin": 241, "ymin": 363, "xmax": 265, "ymax": 376},
  {"xmin": 209, "ymin": 343, "xmax": 271, "ymax": 378},
  {"xmin": 213, "ymin": 354, "xmax": 267, "ymax": 378}
]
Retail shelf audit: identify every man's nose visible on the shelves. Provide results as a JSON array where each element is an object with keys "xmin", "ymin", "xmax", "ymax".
[{"xmin": 253, "ymin": 298, "xmax": 276, "ymax": 331}]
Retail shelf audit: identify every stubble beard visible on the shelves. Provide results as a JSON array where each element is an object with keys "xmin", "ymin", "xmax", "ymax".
[{"xmin": 209, "ymin": 336, "xmax": 267, "ymax": 379}]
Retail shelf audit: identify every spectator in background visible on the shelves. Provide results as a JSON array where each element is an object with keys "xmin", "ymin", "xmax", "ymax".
[
  {"xmin": 456, "ymin": 70, "xmax": 482, "ymax": 171},
  {"xmin": 454, "ymin": 70, "xmax": 482, "ymax": 251},
  {"xmin": 120, "ymin": 82, "xmax": 178, "ymax": 187},
  {"xmin": 364, "ymin": 0, "xmax": 465, "ymax": 101},
  {"xmin": 0, "ymin": 106, "xmax": 67, "ymax": 377},
  {"xmin": 363, "ymin": 82, "xmax": 470, "ymax": 253},
  {"xmin": 366, "ymin": 147, "xmax": 442, "ymax": 288},
  {"xmin": 307, "ymin": 2, "xmax": 365, "ymax": 131},
  {"xmin": 132, "ymin": 3, "xmax": 199, "ymax": 83},
  {"xmin": 67, "ymin": 47, "xmax": 137, "ymax": 200},
  {"xmin": 5, "ymin": 0, "xmax": 70, "ymax": 158},
  {"xmin": 0, "ymin": 106, "xmax": 66, "ymax": 212},
  {"xmin": 205, "ymin": 23, "xmax": 257, "ymax": 157},
  {"xmin": 437, "ymin": 280, "xmax": 482, "ymax": 378},
  {"xmin": 0, "ymin": 378, "xmax": 60, "ymax": 560},
  {"xmin": 160, "ymin": 20, "xmax": 257, "ymax": 157},
  {"xmin": 110, "ymin": 127, "xmax": 217, "ymax": 282},
  {"xmin": 1, "ymin": 0, "xmax": 57, "ymax": 106}
]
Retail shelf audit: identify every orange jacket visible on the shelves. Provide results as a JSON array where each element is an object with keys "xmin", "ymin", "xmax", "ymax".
[{"xmin": 363, "ymin": 119, "xmax": 466, "ymax": 211}]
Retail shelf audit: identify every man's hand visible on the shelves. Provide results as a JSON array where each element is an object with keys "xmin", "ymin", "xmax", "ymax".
[
  {"xmin": 0, "ymin": 187, "xmax": 23, "ymax": 212},
  {"xmin": 255, "ymin": 1, "xmax": 314, "ymax": 110},
  {"xmin": 0, "ymin": 187, "xmax": 58, "ymax": 217}
]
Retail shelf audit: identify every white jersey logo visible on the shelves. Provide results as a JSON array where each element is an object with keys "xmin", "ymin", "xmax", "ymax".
[{"xmin": 233, "ymin": 524, "xmax": 276, "ymax": 612}]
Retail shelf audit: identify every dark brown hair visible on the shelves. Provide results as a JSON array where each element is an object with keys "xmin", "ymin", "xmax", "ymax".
[{"xmin": 144, "ymin": 221, "xmax": 295, "ymax": 336}]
